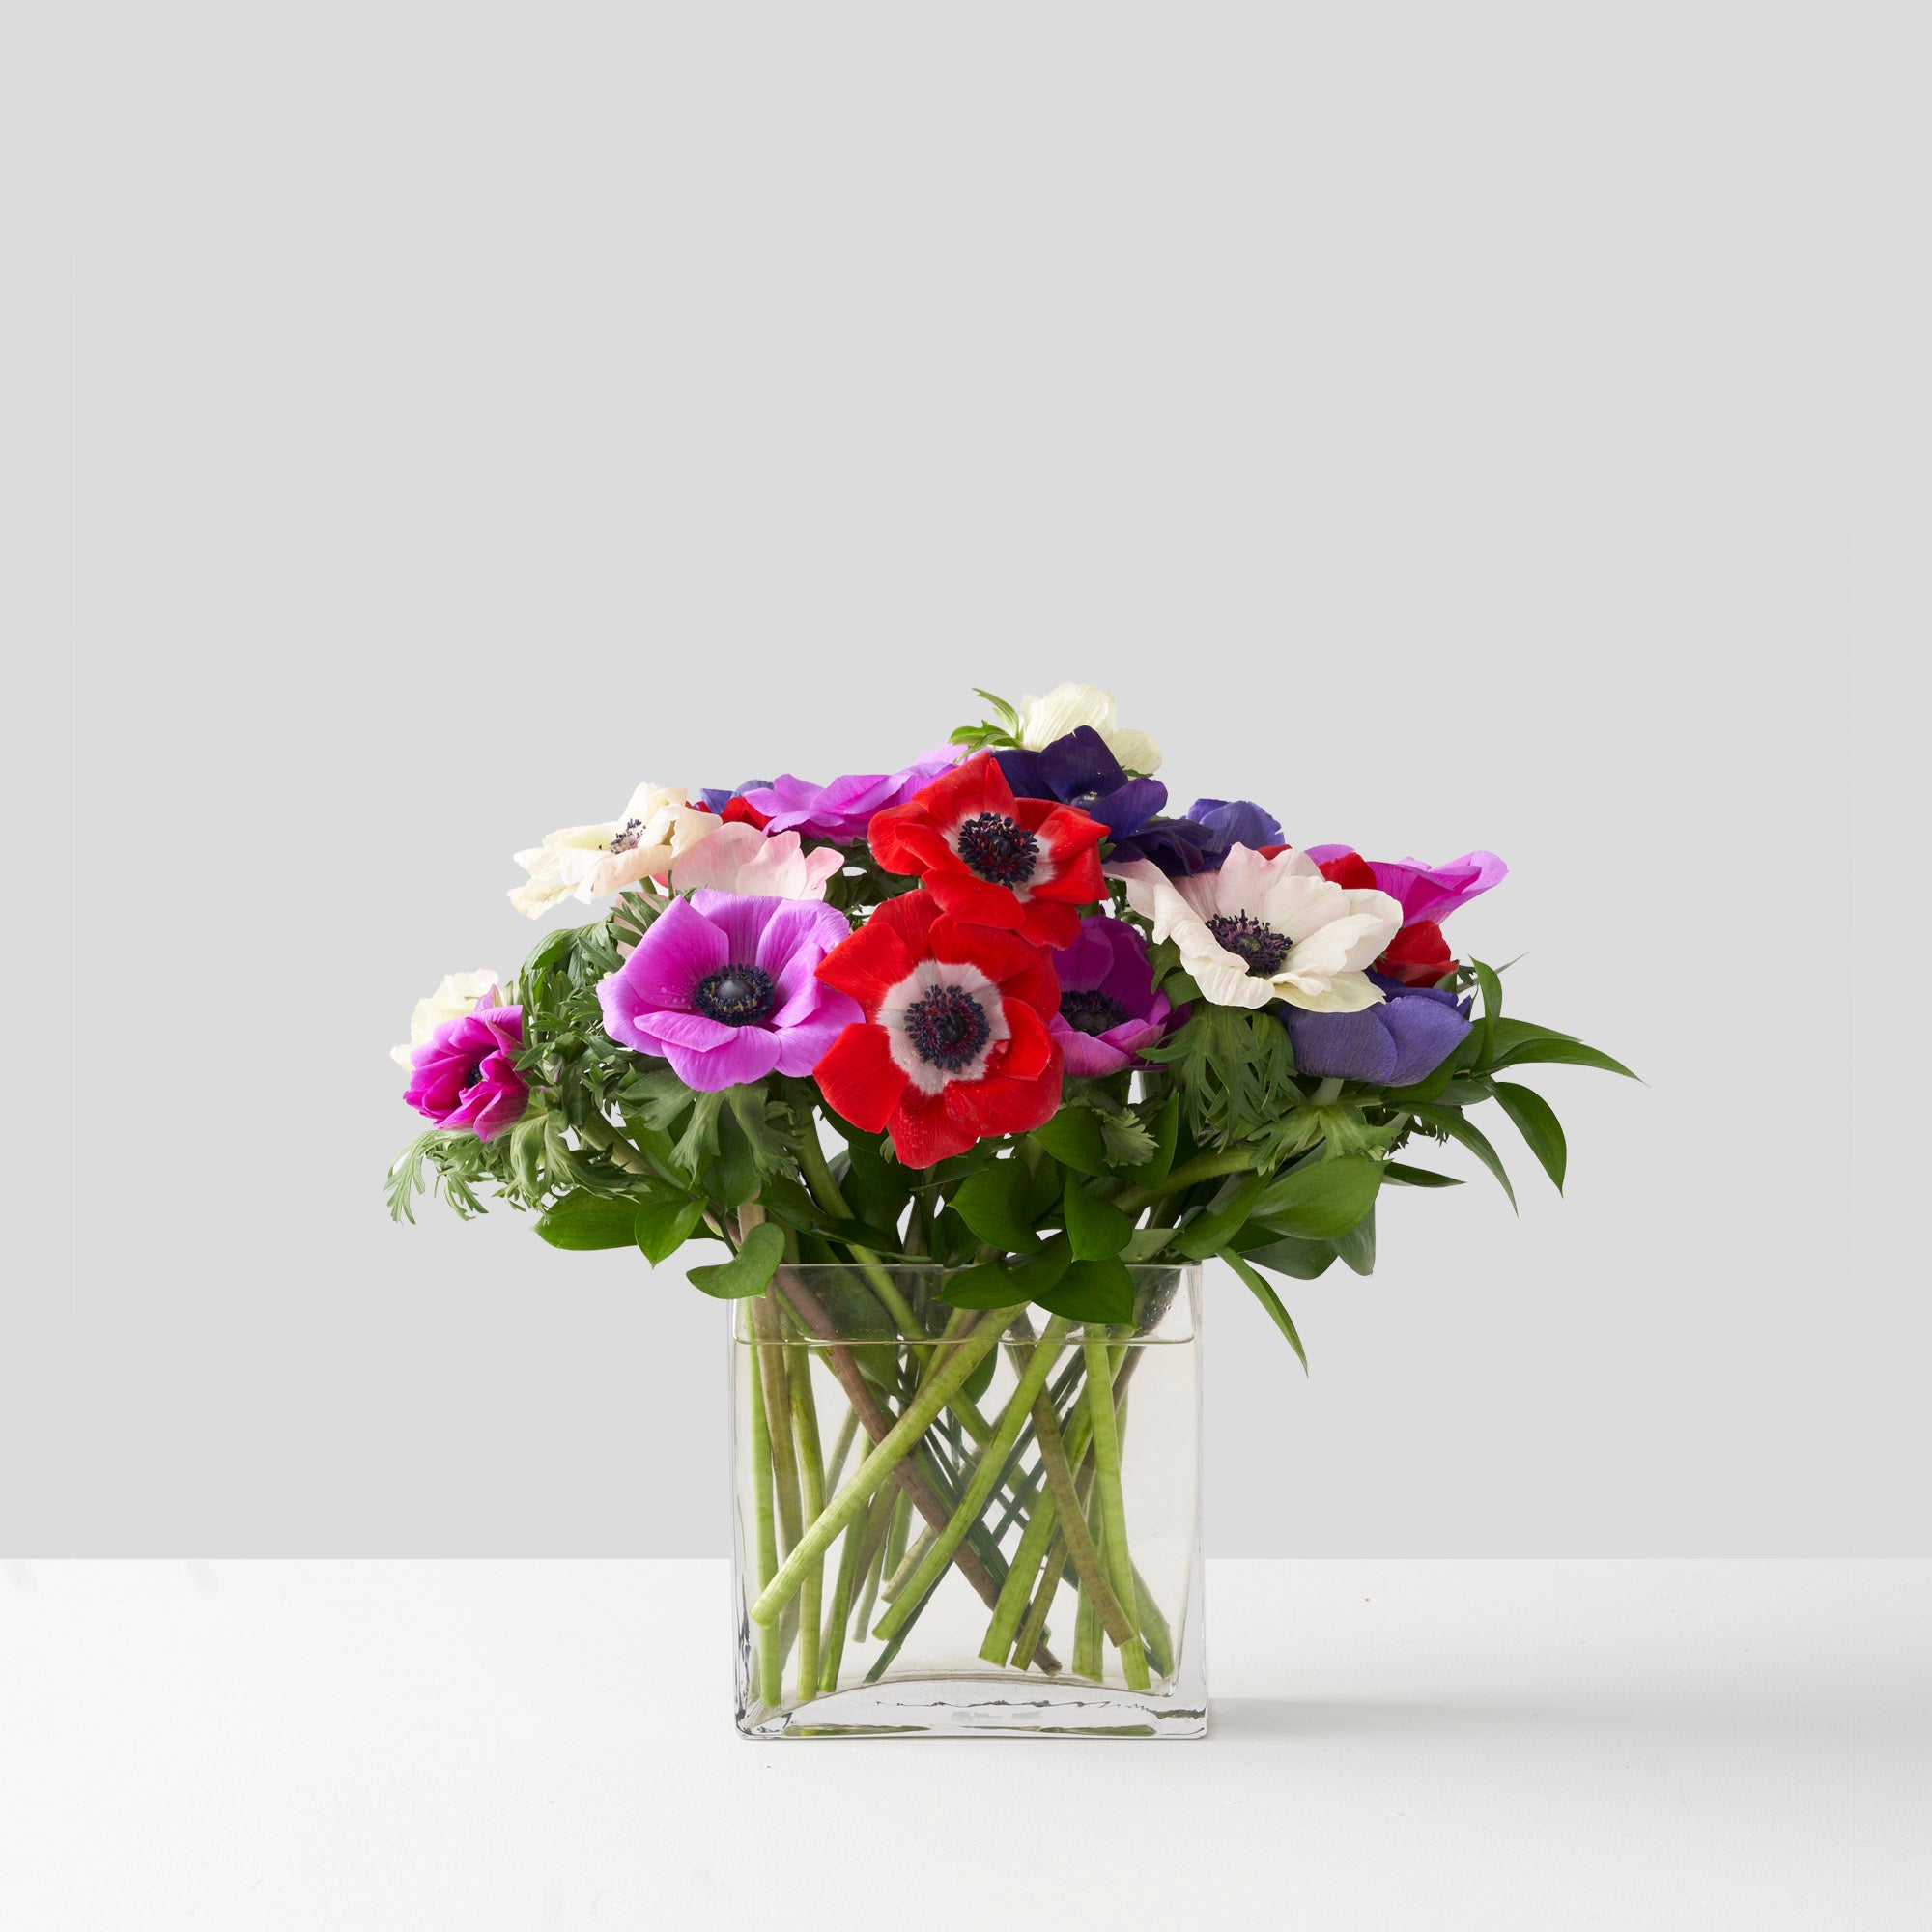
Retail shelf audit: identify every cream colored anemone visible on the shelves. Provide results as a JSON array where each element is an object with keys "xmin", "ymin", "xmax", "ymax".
[
  {"xmin": 392, "ymin": 970, "xmax": 500, "ymax": 1069},
  {"xmin": 1015, "ymin": 682, "xmax": 1162, "ymax": 775},
  {"xmin": 668, "ymin": 821, "xmax": 845, "ymax": 900},
  {"xmin": 1112, "ymin": 844, "xmax": 1402, "ymax": 1012},
  {"xmin": 509, "ymin": 782, "xmax": 714, "ymax": 918}
]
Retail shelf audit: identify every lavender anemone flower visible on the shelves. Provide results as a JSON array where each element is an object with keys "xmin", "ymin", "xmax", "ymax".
[
  {"xmin": 740, "ymin": 750, "xmax": 957, "ymax": 844},
  {"xmin": 698, "ymin": 781, "xmax": 772, "ymax": 815},
  {"xmin": 598, "ymin": 891, "xmax": 861, "ymax": 1092},
  {"xmin": 995, "ymin": 726, "xmax": 1169, "ymax": 849},
  {"xmin": 1283, "ymin": 976, "xmax": 1472, "ymax": 1088},
  {"xmin": 1048, "ymin": 916, "xmax": 1176, "ymax": 1078},
  {"xmin": 404, "ymin": 1005, "xmax": 529, "ymax": 1141}
]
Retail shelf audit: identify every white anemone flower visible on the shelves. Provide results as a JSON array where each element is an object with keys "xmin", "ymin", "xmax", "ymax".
[
  {"xmin": 509, "ymin": 782, "xmax": 714, "ymax": 918},
  {"xmin": 668, "ymin": 821, "xmax": 845, "ymax": 901},
  {"xmin": 1113, "ymin": 844, "xmax": 1403, "ymax": 1012},
  {"xmin": 392, "ymin": 969, "xmax": 500, "ymax": 1069},
  {"xmin": 1015, "ymin": 682, "xmax": 1162, "ymax": 775}
]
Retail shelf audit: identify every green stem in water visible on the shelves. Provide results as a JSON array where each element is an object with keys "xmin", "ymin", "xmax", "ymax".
[
  {"xmin": 821, "ymin": 1404, "xmax": 860, "ymax": 1498},
  {"xmin": 1030, "ymin": 1381, "xmax": 1137, "ymax": 1648},
  {"xmin": 819, "ymin": 1475, "xmax": 895, "ymax": 1691},
  {"xmin": 749, "ymin": 1302, "xmax": 1021, "ymax": 1629},
  {"xmin": 872, "ymin": 1316, "xmax": 1072, "ymax": 1645},
  {"xmin": 851, "ymin": 1488, "xmax": 901, "ymax": 1641},
  {"xmin": 1009, "ymin": 1523, "xmax": 1066, "ymax": 1672},
  {"xmin": 745, "ymin": 1336, "xmax": 782, "ymax": 1710},
  {"xmin": 1084, "ymin": 1337, "xmax": 1149, "ymax": 1690},
  {"xmin": 1073, "ymin": 1504, "xmax": 1105, "ymax": 1680},
  {"xmin": 790, "ymin": 1353, "xmax": 826, "ymax": 1702}
]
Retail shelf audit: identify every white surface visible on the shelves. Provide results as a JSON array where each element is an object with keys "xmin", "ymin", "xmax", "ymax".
[{"xmin": 4, "ymin": 1559, "xmax": 1927, "ymax": 1929}]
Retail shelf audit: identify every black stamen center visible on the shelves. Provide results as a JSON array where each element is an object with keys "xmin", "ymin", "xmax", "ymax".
[
  {"xmin": 1058, "ymin": 988, "xmax": 1128, "ymax": 1037},
  {"xmin": 902, "ymin": 983, "xmax": 992, "ymax": 1071},
  {"xmin": 955, "ymin": 812, "xmax": 1039, "ymax": 888},
  {"xmin": 692, "ymin": 962, "xmax": 777, "ymax": 1026},
  {"xmin": 463, "ymin": 1064, "xmax": 484, "ymax": 1089},
  {"xmin": 1208, "ymin": 912, "xmax": 1290, "ymax": 978},
  {"xmin": 609, "ymin": 817, "xmax": 643, "ymax": 855}
]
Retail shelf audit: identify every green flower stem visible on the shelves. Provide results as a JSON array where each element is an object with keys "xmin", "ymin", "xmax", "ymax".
[
  {"xmin": 793, "ymin": 1108, "xmax": 916, "ymax": 1317},
  {"xmin": 749, "ymin": 1293, "xmax": 805, "ymax": 1561},
  {"xmin": 745, "ymin": 1336, "xmax": 782, "ymax": 1710},
  {"xmin": 1132, "ymin": 1561, "xmax": 1176, "ymax": 1679},
  {"xmin": 872, "ymin": 1317, "xmax": 1072, "ymax": 1645},
  {"xmin": 819, "ymin": 1479, "xmax": 895, "ymax": 1690},
  {"xmin": 749, "ymin": 1303, "xmax": 1021, "ymax": 1630},
  {"xmin": 789, "ymin": 1356, "xmax": 826, "ymax": 1702},
  {"xmin": 851, "ymin": 1489, "xmax": 901, "ymax": 1640},
  {"xmin": 1084, "ymin": 1337, "xmax": 1150, "ymax": 1690},
  {"xmin": 821, "ymin": 1404, "xmax": 860, "ymax": 1498},
  {"xmin": 572, "ymin": 1114, "xmax": 655, "ymax": 1177},
  {"xmin": 1009, "ymin": 1523, "xmax": 1066, "ymax": 1671},
  {"xmin": 1030, "ymin": 1383, "xmax": 1137, "ymax": 1649},
  {"xmin": 1110, "ymin": 1146, "xmax": 1257, "ymax": 1215},
  {"xmin": 771, "ymin": 1267, "xmax": 1061, "ymax": 1673},
  {"xmin": 979, "ymin": 1487, "xmax": 1060, "ymax": 1665},
  {"xmin": 1073, "ymin": 1506, "xmax": 1104, "ymax": 1679}
]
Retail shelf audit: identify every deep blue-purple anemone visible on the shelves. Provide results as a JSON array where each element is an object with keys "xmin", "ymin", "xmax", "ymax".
[
  {"xmin": 1282, "ymin": 975, "xmax": 1473, "ymax": 1088},
  {"xmin": 995, "ymin": 727, "xmax": 1170, "ymax": 847}
]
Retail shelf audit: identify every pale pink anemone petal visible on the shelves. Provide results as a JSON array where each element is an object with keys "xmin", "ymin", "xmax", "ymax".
[
  {"xmin": 1303, "ymin": 846, "xmax": 1507, "ymax": 926},
  {"xmin": 597, "ymin": 890, "xmax": 860, "ymax": 1093},
  {"xmin": 668, "ymin": 821, "xmax": 843, "ymax": 900}
]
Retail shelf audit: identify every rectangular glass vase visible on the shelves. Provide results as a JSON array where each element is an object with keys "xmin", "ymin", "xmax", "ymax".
[{"xmin": 729, "ymin": 1264, "xmax": 1206, "ymax": 1739}]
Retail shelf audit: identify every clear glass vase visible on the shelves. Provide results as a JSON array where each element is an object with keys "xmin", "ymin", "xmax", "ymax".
[{"xmin": 729, "ymin": 1264, "xmax": 1206, "ymax": 1739}]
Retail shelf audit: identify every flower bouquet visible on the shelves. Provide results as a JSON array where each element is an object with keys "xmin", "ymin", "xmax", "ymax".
[{"xmin": 388, "ymin": 682, "xmax": 1633, "ymax": 1737}]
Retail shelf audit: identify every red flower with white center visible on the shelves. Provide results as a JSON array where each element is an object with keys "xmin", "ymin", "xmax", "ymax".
[
  {"xmin": 811, "ymin": 889, "xmax": 1064, "ymax": 1168},
  {"xmin": 867, "ymin": 753, "xmax": 1106, "ymax": 950}
]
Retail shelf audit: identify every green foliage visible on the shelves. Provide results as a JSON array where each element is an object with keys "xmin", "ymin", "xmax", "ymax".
[
  {"xmin": 946, "ymin": 688, "xmax": 1024, "ymax": 753},
  {"xmin": 1028, "ymin": 1105, "xmax": 1113, "ymax": 1177},
  {"xmin": 635, "ymin": 1195, "xmax": 711, "ymax": 1265},
  {"xmin": 535, "ymin": 1192, "xmax": 655, "ymax": 1250},
  {"xmin": 1139, "ymin": 1006, "xmax": 1303, "ymax": 1151},
  {"xmin": 1063, "ymin": 1178, "xmax": 1135, "ymax": 1261},
  {"xmin": 687, "ymin": 1222, "xmax": 787, "ymax": 1299},
  {"xmin": 1491, "ymin": 1081, "xmax": 1568, "ymax": 1191},
  {"xmin": 1034, "ymin": 1258, "xmax": 1135, "ymax": 1325},
  {"xmin": 1219, "ymin": 1247, "xmax": 1309, "ymax": 1371},
  {"xmin": 1407, "ymin": 1104, "xmax": 1517, "ymax": 1210},
  {"xmin": 1253, "ymin": 1157, "xmax": 1383, "ymax": 1241},
  {"xmin": 952, "ymin": 1161, "xmax": 1043, "ymax": 1255}
]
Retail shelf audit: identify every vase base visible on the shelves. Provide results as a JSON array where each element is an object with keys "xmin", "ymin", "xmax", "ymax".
[{"xmin": 736, "ymin": 1675, "xmax": 1208, "ymax": 1740}]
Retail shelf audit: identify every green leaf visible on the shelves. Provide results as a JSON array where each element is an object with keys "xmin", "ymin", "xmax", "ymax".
[
  {"xmin": 1381, "ymin": 1161, "xmax": 1464, "ymax": 1188},
  {"xmin": 535, "ymin": 1191, "xmax": 654, "ymax": 1251},
  {"xmin": 1236, "ymin": 1233, "xmax": 1339, "ymax": 1280},
  {"xmin": 1334, "ymin": 1207, "xmax": 1377, "ymax": 1276},
  {"xmin": 1490, "ymin": 1037, "xmax": 1639, "ymax": 1080},
  {"xmin": 1063, "ymin": 1179, "xmax": 1134, "ymax": 1261},
  {"xmin": 1028, "ymin": 1107, "xmax": 1113, "ymax": 1177},
  {"xmin": 937, "ymin": 1263, "xmax": 1026, "ymax": 1310},
  {"xmin": 1141, "ymin": 1092, "xmax": 1180, "ymax": 1185},
  {"xmin": 1408, "ymin": 1105, "xmax": 1517, "ymax": 1211},
  {"xmin": 1097, "ymin": 1111, "xmax": 1158, "ymax": 1171},
  {"xmin": 1252, "ymin": 1157, "xmax": 1383, "ymax": 1241},
  {"xmin": 1123, "ymin": 1224, "xmax": 1179, "ymax": 1262},
  {"xmin": 951, "ymin": 1161, "xmax": 1043, "ymax": 1256},
  {"xmin": 1219, "ymin": 1248, "xmax": 1308, "ymax": 1371},
  {"xmin": 635, "ymin": 1194, "xmax": 710, "ymax": 1265},
  {"xmin": 1491, "ymin": 1081, "xmax": 1568, "ymax": 1192},
  {"xmin": 1489, "ymin": 1017, "xmax": 1578, "ymax": 1060},
  {"xmin": 686, "ymin": 1221, "xmax": 787, "ymax": 1299},
  {"xmin": 751, "ymin": 1171, "xmax": 824, "ymax": 1232},
  {"xmin": 1380, "ymin": 1051, "xmax": 1463, "ymax": 1106},
  {"xmin": 701, "ymin": 1106, "xmax": 760, "ymax": 1208},
  {"xmin": 1171, "ymin": 1171, "xmax": 1268, "ymax": 1262},
  {"xmin": 1471, "ymin": 958, "xmax": 1504, "ymax": 1067},
  {"xmin": 1009, "ymin": 1236, "xmax": 1073, "ymax": 1299},
  {"xmin": 1034, "ymin": 1258, "xmax": 1135, "ymax": 1325}
]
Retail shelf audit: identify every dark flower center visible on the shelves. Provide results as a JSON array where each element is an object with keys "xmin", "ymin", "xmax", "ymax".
[
  {"xmin": 1058, "ymin": 988, "xmax": 1128, "ymax": 1037},
  {"xmin": 692, "ymin": 962, "xmax": 777, "ymax": 1026},
  {"xmin": 463, "ymin": 1063, "xmax": 484, "ymax": 1089},
  {"xmin": 955, "ymin": 812, "xmax": 1038, "ymax": 888},
  {"xmin": 902, "ymin": 983, "xmax": 992, "ymax": 1071},
  {"xmin": 1208, "ymin": 912, "xmax": 1290, "ymax": 978},
  {"xmin": 609, "ymin": 817, "xmax": 643, "ymax": 855}
]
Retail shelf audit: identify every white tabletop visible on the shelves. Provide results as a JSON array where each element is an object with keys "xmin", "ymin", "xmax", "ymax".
[{"xmin": 4, "ymin": 1559, "xmax": 1927, "ymax": 1930}]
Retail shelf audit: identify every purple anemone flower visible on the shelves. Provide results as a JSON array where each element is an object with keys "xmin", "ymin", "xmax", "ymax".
[
  {"xmin": 741, "ymin": 750, "xmax": 957, "ymax": 844},
  {"xmin": 995, "ymin": 726, "xmax": 1170, "ymax": 849},
  {"xmin": 598, "ymin": 891, "xmax": 862, "ymax": 1092},
  {"xmin": 1303, "ymin": 846, "xmax": 1507, "ymax": 925},
  {"xmin": 1283, "ymin": 977, "xmax": 1472, "ymax": 1088},
  {"xmin": 1048, "ymin": 916, "xmax": 1177, "ymax": 1078},
  {"xmin": 1187, "ymin": 798, "xmax": 1284, "ymax": 865},
  {"xmin": 404, "ymin": 1005, "xmax": 528, "ymax": 1141}
]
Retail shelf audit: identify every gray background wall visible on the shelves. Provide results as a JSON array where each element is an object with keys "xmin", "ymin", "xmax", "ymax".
[{"xmin": 17, "ymin": 4, "xmax": 1918, "ymax": 1554}]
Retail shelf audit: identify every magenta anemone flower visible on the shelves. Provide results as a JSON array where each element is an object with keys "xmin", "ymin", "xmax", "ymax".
[
  {"xmin": 598, "ymin": 891, "xmax": 861, "ymax": 1092},
  {"xmin": 1048, "ymin": 915, "xmax": 1176, "ymax": 1078},
  {"xmin": 404, "ymin": 1005, "xmax": 529, "ymax": 1141},
  {"xmin": 739, "ymin": 750, "xmax": 958, "ymax": 844}
]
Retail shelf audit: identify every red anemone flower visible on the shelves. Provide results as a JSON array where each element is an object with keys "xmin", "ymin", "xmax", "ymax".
[
  {"xmin": 867, "ymin": 753, "xmax": 1106, "ymax": 949},
  {"xmin": 811, "ymin": 889, "xmax": 1064, "ymax": 1168},
  {"xmin": 1272, "ymin": 844, "xmax": 1494, "ymax": 988}
]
